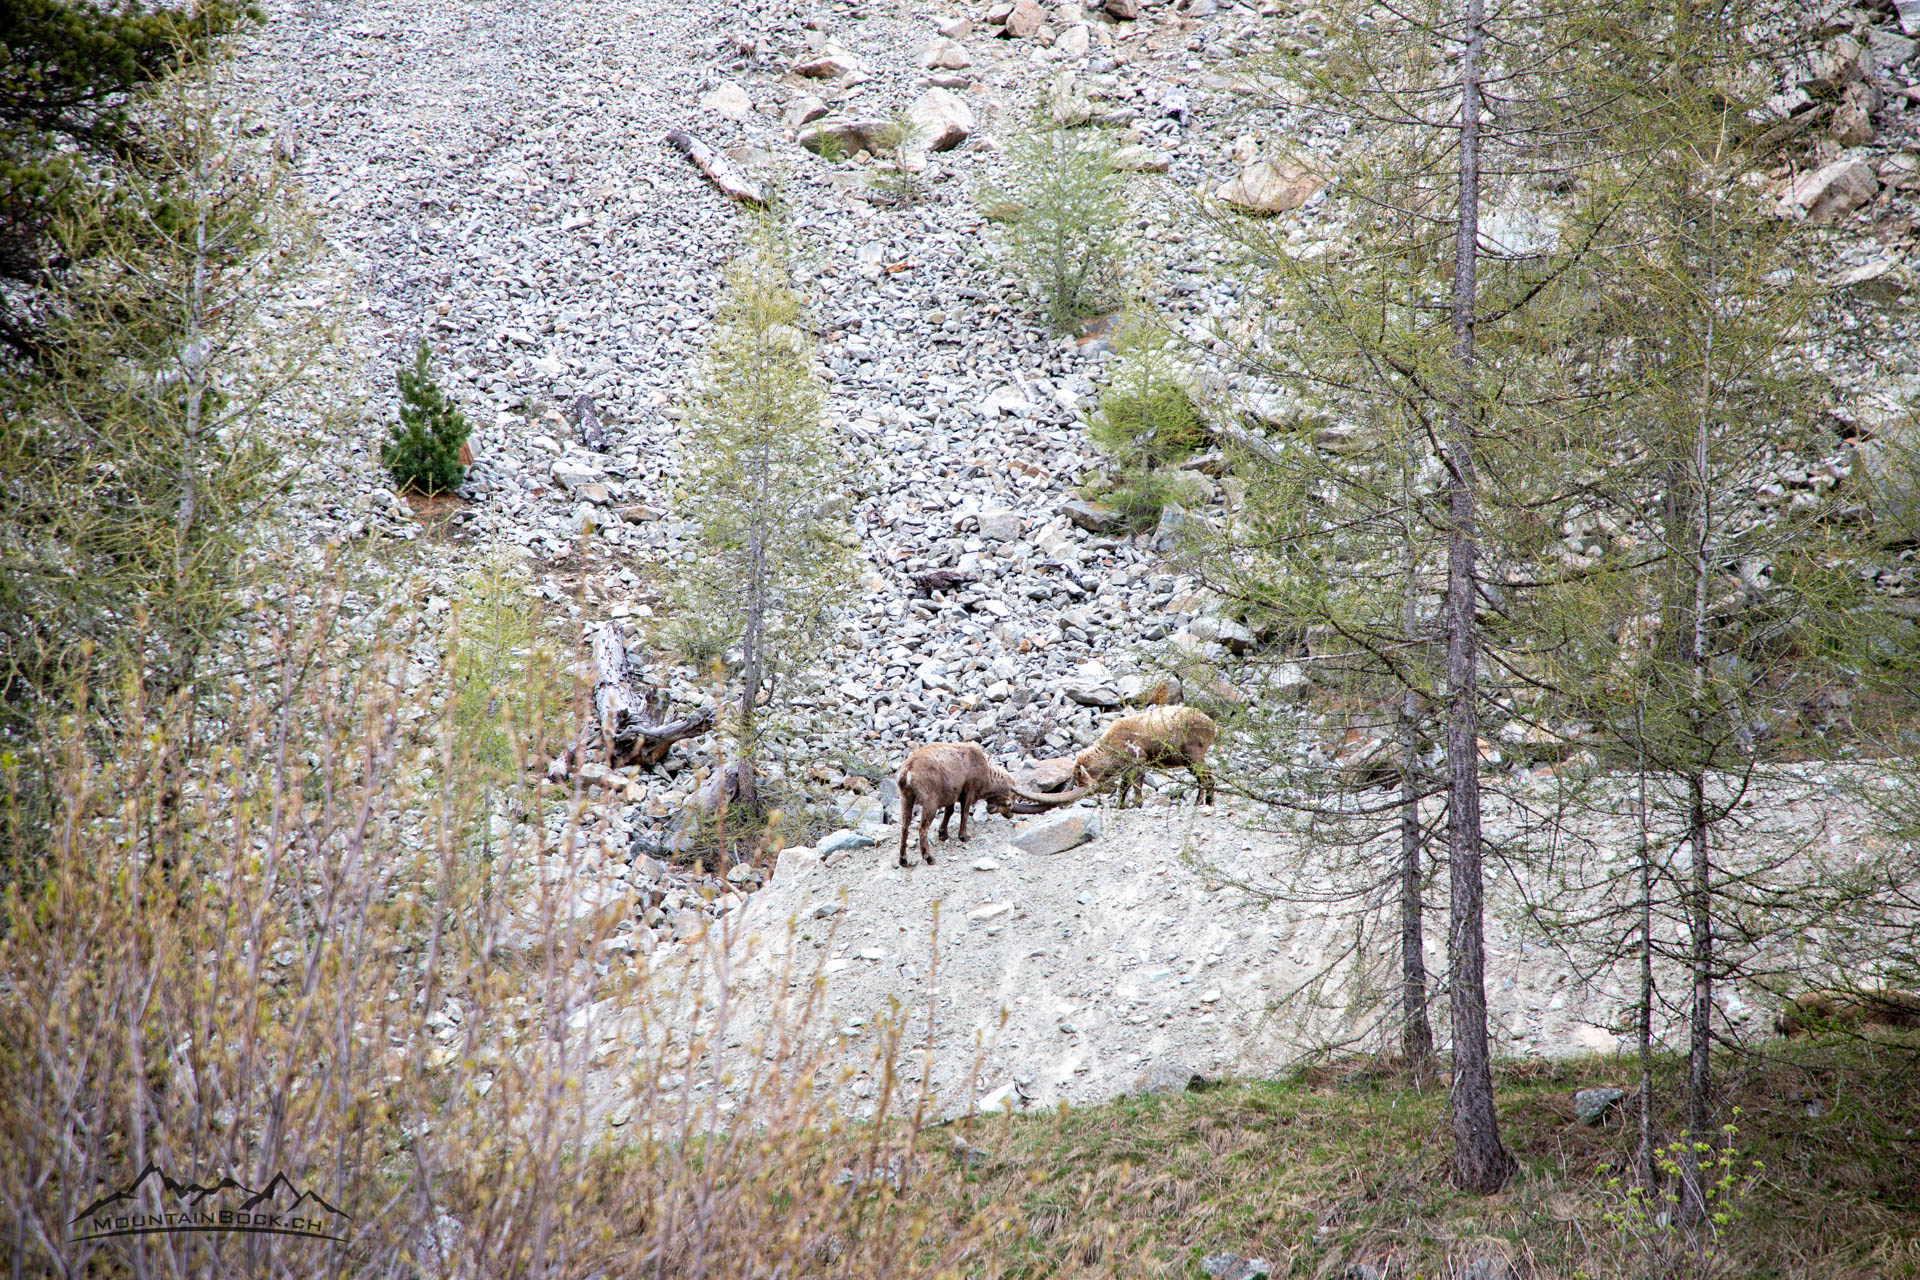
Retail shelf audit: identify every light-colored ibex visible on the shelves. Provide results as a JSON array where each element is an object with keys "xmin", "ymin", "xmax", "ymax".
[
  {"xmin": 1042, "ymin": 705, "xmax": 1220, "ymax": 808},
  {"xmin": 894, "ymin": 742, "xmax": 1066, "ymax": 868}
]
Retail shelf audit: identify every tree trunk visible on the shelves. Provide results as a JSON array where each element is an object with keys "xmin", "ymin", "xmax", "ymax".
[
  {"xmin": 1635, "ymin": 719, "xmax": 1656, "ymax": 1196},
  {"xmin": 1442, "ymin": 0, "xmax": 1512, "ymax": 1194},
  {"xmin": 1682, "ymin": 770, "xmax": 1713, "ymax": 1224},
  {"xmin": 1398, "ymin": 540, "xmax": 1434, "ymax": 1073},
  {"xmin": 1680, "ymin": 254, "xmax": 1721, "ymax": 1228},
  {"xmin": 572, "ymin": 394, "xmax": 605, "ymax": 452},
  {"xmin": 590, "ymin": 621, "xmax": 714, "ymax": 768}
]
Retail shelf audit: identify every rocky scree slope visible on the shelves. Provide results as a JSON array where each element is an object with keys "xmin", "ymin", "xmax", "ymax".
[{"xmin": 236, "ymin": 0, "xmax": 1920, "ymax": 1090}]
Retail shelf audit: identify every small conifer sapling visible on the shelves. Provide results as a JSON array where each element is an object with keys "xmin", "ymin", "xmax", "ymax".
[{"xmin": 383, "ymin": 340, "xmax": 471, "ymax": 495}]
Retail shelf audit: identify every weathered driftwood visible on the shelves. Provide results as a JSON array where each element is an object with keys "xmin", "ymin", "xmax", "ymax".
[
  {"xmin": 665, "ymin": 129, "xmax": 765, "ymax": 205},
  {"xmin": 592, "ymin": 621, "xmax": 714, "ymax": 768},
  {"xmin": 572, "ymin": 394, "xmax": 605, "ymax": 452}
]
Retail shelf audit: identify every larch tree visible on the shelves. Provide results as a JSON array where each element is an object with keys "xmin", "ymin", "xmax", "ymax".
[
  {"xmin": 1196, "ymin": 0, "xmax": 1677, "ymax": 1188},
  {"xmin": 672, "ymin": 223, "xmax": 851, "ymax": 821}
]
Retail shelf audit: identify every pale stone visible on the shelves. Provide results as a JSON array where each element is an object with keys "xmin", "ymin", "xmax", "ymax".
[
  {"xmin": 916, "ymin": 37, "xmax": 972, "ymax": 69},
  {"xmin": 905, "ymin": 87, "xmax": 974, "ymax": 152},
  {"xmin": 1009, "ymin": 811, "xmax": 1102, "ymax": 855},
  {"xmin": 698, "ymin": 82, "xmax": 752, "ymax": 120},
  {"xmin": 1215, "ymin": 158, "xmax": 1324, "ymax": 215}
]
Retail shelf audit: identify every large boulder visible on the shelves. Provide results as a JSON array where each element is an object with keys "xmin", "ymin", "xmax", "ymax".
[
  {"xmin": 1776, "ymin": 158, "xmax": 1877, "ymax": 223},
  {"xmin": 1216, "ymin": 157, "xmax": 1325, "ymax": 215},
  {"xmin": 905, "ymin": 88, "xmax": 974, "ymax": 152},
  {"xmin": 1109, "ymin": 144, "xmax": 1170, "ymax": 172},
  {"xmin": 799, "ymin": 117, "xmax": 903, "ymax": 157}
]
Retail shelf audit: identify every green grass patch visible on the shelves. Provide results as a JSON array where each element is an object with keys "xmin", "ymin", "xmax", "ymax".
[{"xmin": 914, "ymin": 1040, "xmax": 1920, "ymax": 1278}]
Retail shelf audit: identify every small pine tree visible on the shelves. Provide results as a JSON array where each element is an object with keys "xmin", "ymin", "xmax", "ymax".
[{"xmin": 382, "ymin": 340, "xmax": 470, "ymax": 495}]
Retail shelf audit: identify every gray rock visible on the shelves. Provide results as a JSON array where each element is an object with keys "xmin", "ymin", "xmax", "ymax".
[
  {"xmin": 1118, "ymin": 672, "xmax": 1179, "ymax": 705},
  {"xmin": 1201, "ymin": 1254, "xmax": 1269, "ymax": 1280},
  {"xmin": 1455, "ymin": 1255, "xmax": 1517, "ymax": 1280},
  {"xmin": 1215, "ymin": 158, "xmax": 1324, "ymax": 215},
  {"xmin": 1109, "ymin": 144, "xmax": 1170, "ymax": 173},
  {"xmin": 1003, "ymin": 0, "xmax": 1043, "ymax": 38},
  {"xmin": 1009, "ymin": 810, "xmax": 1101, "ymax": 855},
  {"xmin": 1901, "ymin": 0, "xmax": 1920, "ymax": 37},
  {"xmin": 906, "ymin": 87, "xmax": 974, "ymax": 153},
  {"xmin": 818, "ymin": 827, "xmax": 878, "ymax": 855},
  {"xmin": 698, "ymin": 82, "xmax": 752, "ymax": 120},
  {"xmin": 1776, "ymin": 158, "xmax": 1877, "ymax": 224},
  {"xmin": 551, "ymin": 459, "xmax": 604, "ymax": 491},
  {"xmin": 1105, "ymin": 0, "xmax": 1139, "ymax": 18},
  {"xmin": 977, "ymin": 507, "xmax": 1023, "ymax": 541},
  {"xmin": 783, "ymin": 94, "xmax": 830, "ymax": 128},
  {"xmin": 1573, "ymin": 1086, "xmax": 1625, "ymax": 1126},
  {"xmin": 916, "ymin": 37, "xmax": 972, "ymax": 70},
  {"xmin": 1268, "ymin": 661, "xmax": 1311, "ymax": 701},
  {"xmin": 1871, "ymin": 26, "xmax": 1917, "ymax": 69},
  {"xmin": 1063, "ymin": 498, "xmax": 1123, "ymax": 533},
  {"xmin": 1048, "ymin": 71, "xmax": 1093, "ymax": 127},
  {"xmin": 1152, "ymin": 502, "xmax": 1191, "ymax": 552},
  {"xmin": 790, "ymin": 45, "xmax": 865, "ymax": 79}
]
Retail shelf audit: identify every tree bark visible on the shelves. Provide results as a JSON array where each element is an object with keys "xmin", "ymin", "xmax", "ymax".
[
  {"xmin": 1442, "ymin": 0, "xmax": 1513, "ymax": 1194},
  {"xmin": 590, "ymin": 621, "xmax": 714, "ymax": 768},
  {"xmin": 1398, "ymin": 541, "xmax": 1434, "ymax": 1073},
  {"xmin": 1635, "ymin": 717, "xmax": 1656, "ymax": 1197},
  {"xmin": 1680, "ymin": 242, "xmax": 1722, "ymax": 1229}
]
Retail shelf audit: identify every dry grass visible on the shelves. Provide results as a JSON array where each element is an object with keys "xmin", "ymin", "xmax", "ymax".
[
  {"xmin": 2, "ymin": 573, "xmax": 1914, "ymax": 1279},
  {"xmin": 0, "ymin": 578, "xmax": 1016, "ymax": 1279}
]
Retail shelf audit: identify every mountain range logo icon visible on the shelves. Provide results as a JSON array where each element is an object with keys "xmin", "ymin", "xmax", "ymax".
[{"xmin": 71, "ymin": 1161, "xmax": 350, "ymax": 1243}]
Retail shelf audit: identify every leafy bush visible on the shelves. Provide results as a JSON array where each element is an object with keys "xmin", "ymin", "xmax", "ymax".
[
  {"xmin": 1086, "ymin": 319, "xmax": 1208, "ymax": 529},
  {"xmin": 382, "ymin": 339, "xmax": 470, "ymax": 495},
  {"xmin": 980, "ymin": 114, "xmax": 1130, "ymax": 331}
]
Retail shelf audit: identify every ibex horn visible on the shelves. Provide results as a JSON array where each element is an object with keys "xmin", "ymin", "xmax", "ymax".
[{"xmin": 1008, "ymin": 782, "xmax": 1095, "ymax": 811}]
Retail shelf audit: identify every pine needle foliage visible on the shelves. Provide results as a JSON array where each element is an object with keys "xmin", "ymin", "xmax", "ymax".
[
  {"xmin": 383, "ymin": 339, "xmax": 470, "ymax": 495},
  {"xmin": 1088, "ymin": 317, "xmax": 1208, "ymax": 530},
  {"xmin": 0, "ymin": 52, "xmax": 323, "ymax": 717},
  {"xmin": 673, "ymin": 223, "xmax": 849, "ymax": 807},
  {"xmin": 980, "ymin": 114, "xmax": 1130, "ymax": 332},
  {"xmin": 0, "ymin": 0, "xmax": 255, "ymax": 361}
]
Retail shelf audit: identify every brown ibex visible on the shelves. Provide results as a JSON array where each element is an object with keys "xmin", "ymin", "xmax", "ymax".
[
  {"xmin": 894, "ymin": 742, "xmax": 1066, "ymax": 868},
  {"xmin": 1775, "ymin": 988, "xmax": 1920, "ymax": 1037},
  {"xmin": 1040, "ymin": 705, "xmax": 1220, "ymax": 808}
]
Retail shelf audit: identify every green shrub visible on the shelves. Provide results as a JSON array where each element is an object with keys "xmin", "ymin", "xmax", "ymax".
[
  {"xmin": 979, "ymin": 115, "xmax": 1130, "ymax": 331},
  {"xmin": 1086, "ymin": 319, "xmax": 1207, "ymax": 529},
  {"xmin": 382, "ymin": 340, "xmax": 470, "ymax": 495}
]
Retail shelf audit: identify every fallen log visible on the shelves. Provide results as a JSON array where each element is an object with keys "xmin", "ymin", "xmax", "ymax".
[
  {"xmin": 592, "ymin": 621, "xmax": 715, "ymax": 768},
  {"xmin": 665, "ymin": 129, "xmax": 765, "ymax": 206}
]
